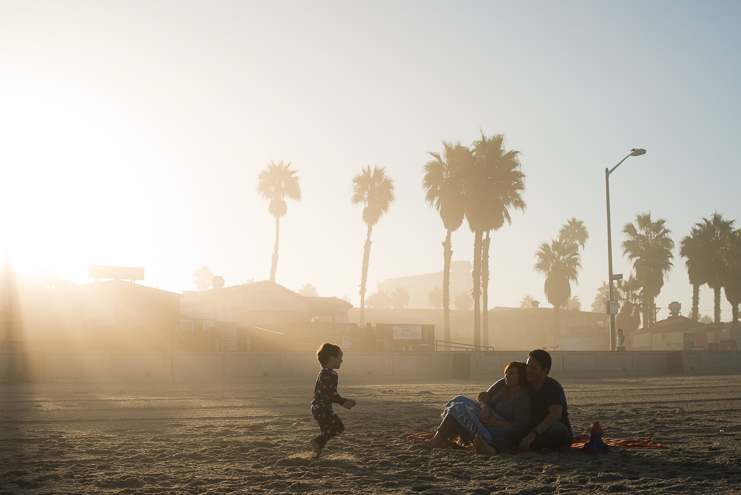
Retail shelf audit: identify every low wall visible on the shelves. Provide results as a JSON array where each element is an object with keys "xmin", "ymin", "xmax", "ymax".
[{"xmin": 0, "ymin": 350, "xmax": 739, "ymax": 383}]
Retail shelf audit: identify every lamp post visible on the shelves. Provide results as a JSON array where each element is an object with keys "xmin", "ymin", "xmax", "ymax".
[{"xmin": 606, "ymin": 148, "xmax": 646, "ymax": 351}]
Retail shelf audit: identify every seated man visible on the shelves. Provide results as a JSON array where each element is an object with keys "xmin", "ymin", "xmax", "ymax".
[{"xmin": 518, "ymin": 349, "xmax": 573, "ymax": 451}]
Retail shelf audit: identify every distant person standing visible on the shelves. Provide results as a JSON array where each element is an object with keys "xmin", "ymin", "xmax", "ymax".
[
  {"xmin": 310, "ymin": 343, "xmax": 356, "ymax": 456},
  {"xmin": 616, "ymin": 328, "xmax": 626, "ymax": 351},
  {"xmin": 518, "ymin": 349, "xmax": 573, "ymax": 452},
  {"xmin": 360, "ymin": 322, "xmax": 377, "ymax": 351}
]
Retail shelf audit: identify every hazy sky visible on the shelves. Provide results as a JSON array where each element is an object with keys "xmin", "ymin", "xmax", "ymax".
[{"xmin": 2, "ymin": 1, "xmax": 740, "ymax": 319}]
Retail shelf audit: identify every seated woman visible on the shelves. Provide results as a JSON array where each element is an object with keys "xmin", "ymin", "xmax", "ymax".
[{"xmin": 418, "ymin": 361, "xmax": 531, "ymax": 454}]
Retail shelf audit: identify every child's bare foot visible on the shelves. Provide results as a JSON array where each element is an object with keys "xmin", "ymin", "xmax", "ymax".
[
  {"xmin": 473, "ymin": 436, "xmax": 499, "ymax": 455},
  {"xmin": 310, "ymin": 439, "xmax": 322, "ymax": 457}
]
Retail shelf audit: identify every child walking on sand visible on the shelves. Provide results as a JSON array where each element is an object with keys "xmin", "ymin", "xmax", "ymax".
[{"xmin": 310, "ymin": 343, "xmax": 356, "ymax": 456}]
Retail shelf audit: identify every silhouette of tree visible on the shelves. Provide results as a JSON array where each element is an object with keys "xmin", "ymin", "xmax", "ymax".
[
  {"xmin": 520, "ymin": 295, "xmax": 536, "ymax": 309},
  {"xmin": 193, "ymin": 265, "xmax": 213, "ymax": 292},
  {"xmin": 559, "ymin": 218, "xmax": 589, "ymax": 249},
  {"xmin": 299, "ymin": 283, "xmax": 319, "ymax": 297},
  {"xmin": 391, "ymin": 287, "xmax": 410, "ymax": 309},
  {"xmin": 616, "ymin": 274, "xmax": 642, "ymax": 337},
  {"xmin": 593, "ymin": 275, "xmax": 642, "ymax": 337},
  {"xmin": 680, "ymin": 224, "xmax": 710, "ymax": 322},
  {"xmin": 352, "ymin": 165, "xmax": 395, "ymax": 324},
  {"xmin": 592, "ymin": 282, "xmax": 610, "ymax": 313},
  {"xmin": 257, "ymin": 160, "xmax": 301, "ymax": 283},
  {"xmin": 466, "ymin": 132, "xmax": 525, "ymax": 349},
  {"xmin": 428, "ymin": 286, "xmax": 443, "ymax": 309},
  {"xmin": 721, "ymin": 228, "xmax": 741, "ymax": 328},
  {"xmin": 423, "ymin": 141, "xmax": 468, "ymax": 342},
  {"xmin": 244, "ymin": 278, "xmax": 256, "ymax": 285},
  {"xmin": 454, "ymin": 291, "xmax": 473, "ymax": 311},
  {"xmin": 695, "ymin": 213, "xmax": 734, "ymax": 323},
  {"xmin": 341, "ymin": 295, "xmax": 352, "ymax": 304},
  {"xmin": 566, "ymin": 296, "xmax": 581, "ymax": 311},
  {"xmin": 534, "ymin": 238, "xmax": 581, "ymax": 332},
  {"xmin": 559, "ymin": 218, "xmax": 588, "ymax": 295},
  {"xmin": 366, "ymin": 290, "xmax": 392, "ymax": 309},
  {"xmin": 622, "ymin": 213, "xmax": 674, "ymax": 330}
]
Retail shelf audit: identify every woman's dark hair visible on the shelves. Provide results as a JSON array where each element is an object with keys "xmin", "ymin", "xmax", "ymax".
[
  {"xmin": 505, "ymin": 361, "xmax": 530, "ymax": 388},
  {"xmin": 317, "ymin": 343, "xmax": 341, "ymax": 366}
]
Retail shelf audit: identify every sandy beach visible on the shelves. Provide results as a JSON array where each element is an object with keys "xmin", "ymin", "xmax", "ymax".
[{"xmin": 1, "ymin": 374, "xmax": 740, "ymax": 494}]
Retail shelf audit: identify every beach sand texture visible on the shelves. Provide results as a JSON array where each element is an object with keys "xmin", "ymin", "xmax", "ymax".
[{"xmin": 1, "ymin": 374, "xmax": 740, "ymax": 494}]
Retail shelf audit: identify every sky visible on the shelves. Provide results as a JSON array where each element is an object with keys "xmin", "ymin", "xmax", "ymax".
[{"xmin": 1, "ymin": 1, "xmax": 740, "ymax": 320}]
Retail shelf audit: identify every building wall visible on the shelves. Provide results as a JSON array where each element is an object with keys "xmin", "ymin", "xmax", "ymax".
[
  {"xmin": 351, "ymin": 307, "xmax": 610, "ymax": 350},
  {"xmin": 181, "ymin": 284, "xmax": 311, "ymax": 327},
  {"xmin": 376, "ymin": 261, "xmax": 473, "ymax": 309},
  {"xmin": 2, "ymin": 280, "xmax": 181, "ymax": 351},
  {"xmin": 488, "ymin": 309, "xmax": 608, "ymax": 351},
  {"xmin": 3, "ymin": 349, "xmax": 739, "ymax": 383}
]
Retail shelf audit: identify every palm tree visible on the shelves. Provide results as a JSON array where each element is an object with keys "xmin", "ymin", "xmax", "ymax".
[
  {"xmin": 192, "ymin": 265, "xmax": 213, "ymax": 292},
  {"xmin": 616, "ymin": 274, "xmax": 642, "ymax": 337},
  {"xmin": 621, "ymin": 213, "xmax": 674, "ymax": 330},
  {"xmin": 534, "ymin": 238, "xmax": 581, "ymax": 332},
  {"xmin": 299, "ymin": 283, "xmax": 319, "ymax": 297},
  {"xmin": 454, "ymin": 291, "xmax": 473, "ymax": 311},
  {"xmin": 559, "ymin": 218, "xmax": 588, "ymax": 299},
  {"xmin": 466, "ymin": 132, "xmax": 526, "ymax": 349},
  {"xmin": 257, "ymin": 160, "xmax": 301, "ymax": 283},
  {"xmin": 520, "ymin": 294, "xmax": 536, "ymax": 309},
  {"xmin": 366, "ymin": 290, "xmax": 392, "ymax": 309},
  {"xmin": 721, "ymin": 228, "xmax": 741, "ymax": 328},
  {"xmin": 592, "ymin": 282, "xmax": 610, "ymax": 313},
  {"xmin": 423, "ymin": 141, "xmax": 469, "ymax": 343},
  {"xmin": 391, "ymin": 287, "xmax": 410, "ymax": 309},
  {"xmin": 559, "ymin": 218, "xmax": 589, "ymax": 250},
  {"xmin": 427, "ymin": 286, "xmax": 443, "ymax": 310},
  {"xmin": 566, "ymin": 296, "xmax": 581, "ymax": 311},
  {"xmin": 696, "ymin": 213, "xmax": 735, "ymax": 323},
  {"xmin": 680, "ymin": 225, "xmax": 709, "ymax": 322},
  {"xmin": 352, "ymin": 165, "xmax": 395, "ymax": 324}
]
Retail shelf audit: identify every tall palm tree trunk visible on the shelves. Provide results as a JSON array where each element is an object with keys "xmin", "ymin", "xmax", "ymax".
[
  {"xmin": 713, "ymin": 286, "xmax": 721, "ymax": 323},
  {"xmin": 643, "ymin": 294, "xmax": 652, "ymax": 330},
  {"xmin": 691, "ymin": 284, "xmax": 699, "ymax": 321},
  {"xmin": 733, "ymin": 304, "xmax": 739, "ymax": 329},
  {"xmin": 270, "ymin": 216, "xmax": 280, "ymax": 283},
  {"xmin": 442, "ymin": 230, "xmax": 453, "ymax": 346},
  {"xmin": 482, "ymin": 232, "xmax": 490, "ymax": 348},
  {"xmin": 472, "ymin": 230, "xmax": 483, "ymax": 349},
  {"xmin": 359, "ymin": 224, "xmax": 373, "ymax": 325}
]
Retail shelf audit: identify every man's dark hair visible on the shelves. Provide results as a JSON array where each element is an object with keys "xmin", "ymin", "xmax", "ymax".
[
  {"xmin": 317, "ymin": 343, "xmax": 341, "ymax": 366},
  {"xmin": 528, "ymin": 349, "xmax": 552, "ymax": 375}
]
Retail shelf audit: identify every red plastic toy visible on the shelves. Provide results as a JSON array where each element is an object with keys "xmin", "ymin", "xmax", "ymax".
[{"xmin": 582, "ymin": 421, "xmax": 610, "ymax": 454}]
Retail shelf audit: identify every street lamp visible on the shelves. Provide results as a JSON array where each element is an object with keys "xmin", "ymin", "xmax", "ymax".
[{"xmin": 606, "ymin": 148, "xmax": 646, "ymax": 351}]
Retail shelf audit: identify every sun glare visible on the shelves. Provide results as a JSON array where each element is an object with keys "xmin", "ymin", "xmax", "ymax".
[{"xmin": 0, "ymin": 72, "xmax": 178, "ymax": 282}]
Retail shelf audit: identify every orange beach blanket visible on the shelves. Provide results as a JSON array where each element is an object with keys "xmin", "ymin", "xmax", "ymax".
[{"xmin": 406, "ymin": 432, "xmax": 667, "ymax": 451}]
